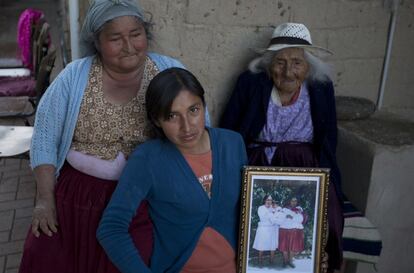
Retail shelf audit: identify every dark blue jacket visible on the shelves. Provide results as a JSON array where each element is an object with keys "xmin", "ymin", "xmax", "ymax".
[{"xmin": 220, "ymin": 71, "xmax": 343, "ymax": 200}]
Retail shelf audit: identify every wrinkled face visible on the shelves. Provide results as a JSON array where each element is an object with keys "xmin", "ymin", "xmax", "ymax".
[
  {"xmin": 270, "ymin": 47, "xmax": 309, "ymax": 94},
  {"xmin": 98, "ymin": 16, "xmax": 148, "ymax": 73},
  {"xmin": 157, "ymin": 90, "xmax": 206, "ymax": 154}
]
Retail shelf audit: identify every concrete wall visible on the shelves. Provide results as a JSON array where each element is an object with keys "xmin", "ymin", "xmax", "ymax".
[
  {"xmin": 337, "ymin": 111, "xmax": 414, "ymax": 273},
  {"xmin": 365, "ymin": 146, "xmax": 414, "ymax": 273}
]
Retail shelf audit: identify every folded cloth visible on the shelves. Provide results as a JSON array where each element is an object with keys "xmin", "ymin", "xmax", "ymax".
[
  {"xmin": 66, "ymin": 149, "xmax": 127, "ymax": 180},
  {"xmin": 0, "ymin": 76, "xmax": 36, "ymax": 97},
  {"xmin": 342, "ymin": 198, "xmax": 382, "ymax": 264}
]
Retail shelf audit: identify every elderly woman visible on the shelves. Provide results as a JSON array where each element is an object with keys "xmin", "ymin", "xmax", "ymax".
[
  {"xmin": 97, "ymin": 68, "xmax": 247, "ymax": 273},
  {"xmin": 221, "ymin": 22, "xmax": 343, "ymax": 272},
  {"xmin": 18, "ymin": 1, "xmax": 203, "ymax": 272}
]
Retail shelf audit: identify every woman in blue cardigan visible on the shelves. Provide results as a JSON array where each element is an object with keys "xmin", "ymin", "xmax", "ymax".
[
  {"xmin": 98, "ymin": 68, "xmax": 247, "ymax": 273},
  {"xmin": 220, "ymin": 22, "xmax": 343, "ymax": 272},
  {"xmin": 19, "ymin": 1, "xmax": 196, "ymax": 273}
]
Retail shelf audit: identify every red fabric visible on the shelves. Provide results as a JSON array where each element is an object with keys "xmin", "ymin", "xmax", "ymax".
[
  {"xmin": 183, "ymin": 151, "xmax": 212, "ymax": 198},
  {"xmin": 19, "ymin": 163, "xmax": 153, "ymax": 273},
  {"xmin": 278, "ymin": 228, "xmax": 304, "ymax": 253},
  {"xmin": 0, "ymin": 76, "xmax": 36, "ymax": 97},
  {"xmin": 181, "ymin": 227, "xmax": 236, "ymax": 273}
]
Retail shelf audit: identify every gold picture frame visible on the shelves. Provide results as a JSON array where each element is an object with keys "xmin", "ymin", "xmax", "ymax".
[{"xmin": 238, "ymin": 166, "xmax": 329, "ymax": 273}]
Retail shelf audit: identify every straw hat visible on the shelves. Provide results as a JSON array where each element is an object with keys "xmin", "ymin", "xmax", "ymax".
[{"xmin": 258, "ymin": 22, "xmax": 332, "ymax": 56}]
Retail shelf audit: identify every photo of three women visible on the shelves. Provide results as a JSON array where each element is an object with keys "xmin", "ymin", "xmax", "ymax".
[{"xmin": 253, "ymin": 195, "xmax": 307, "ymax": 269}]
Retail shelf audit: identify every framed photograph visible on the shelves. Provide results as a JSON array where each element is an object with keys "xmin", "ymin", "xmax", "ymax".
[{"xmin": 238, "ymin": 166, "xmax": 329, "ymax": 273}]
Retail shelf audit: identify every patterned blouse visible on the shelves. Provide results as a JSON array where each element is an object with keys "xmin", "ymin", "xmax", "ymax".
[
  {"xmin": 71, "ymin": 56, "xmax": 159, "ymax": 160},
  {"xmin": 257, "ymin": 83, "xmax": 314, "ymax": 163}
]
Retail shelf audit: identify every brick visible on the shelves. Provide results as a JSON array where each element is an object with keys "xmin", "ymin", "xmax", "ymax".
[
  {"xmin": 2, "ymin": 159, "xmax": 20, "ymax": 168},
  {"xmin": 383, "ymin": 83, "xmax": 414, "ymax": 109},
  {"xmin": 0, "ymin": 177, "xmax": 18, "ymax": 193},
  {"xmin": 15, "ymin": 207, "xmax": 33, "ymax": 219},
  {"xmin": 0, "ymin": 211, "xmax": 14, "ymax": 232},
  {"xmin": 0, "ymin": 240, "xmax": 24, "ymax": 256},
  {"xmin": 328, "ymin": 26, "xmax": 388, "ymax": 59},
  {"xmin": 0, "ymin": 164, "xmax": 21, "ymax": 175},
  {"xmin": 0, "ymin": 256, "xmax": 5, "ymax": 273},
  {"xmin": 0, "ymin": 199, "xmax": 34, "ymax": 212},
  {"xmin": 209, "ymin": 25, "xmax": 272, "ymax": 60},
  {"xmin": 2, "ymin": 169, "xmax": 33, "ymax": 180},
  {"xmin": 0, "ymin": 231, "xmax": 9, "ymax": 243},
  {"xmin": 186, "ymin": 0, "xmax": 291, "ymax": 27},
  {"xmin": 5, "ymin": 253, "xmax": 21, "ymax": 269},
  {"xmin": 335, "ymin": 83, "xmax": 380, "ymax": 103},
  {"xmin": 0, "ymin": 193, "xmax": 16, "ymax": 203},
  {"xmin": 325, "ymin": 0, "xmax": 389, "ymax": 29},
  {"xmin": 16, "ymin": 183, "xmax": 35, "ymax": 200},
  {"xmin": 19, "ymin": 160, "xmax": 30, "ymax": 170},
  {"xmin": 185, "ymin": 0, "xmax": 220, "ymax": 25},
  {"xmin": 331, "ymin": 58, "xmax": 383, "ymax": 86},
  {"xmin": 18, "ymin": 176, "xmax": 35, "ymax": 185},
  {"xmin": 11, "ymin": 218, "xmax": 31, "ymax": 241}
]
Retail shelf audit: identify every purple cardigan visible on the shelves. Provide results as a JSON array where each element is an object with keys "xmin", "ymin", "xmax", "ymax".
[{"xmin": 220, "ymin": 71, "xmax": 343, "ymax": 200}]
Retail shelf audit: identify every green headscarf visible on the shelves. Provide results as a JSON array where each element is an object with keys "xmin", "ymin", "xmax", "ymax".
[{"xmin": 80, "ymin": 0, "xmax": 145, "ymax": 57}]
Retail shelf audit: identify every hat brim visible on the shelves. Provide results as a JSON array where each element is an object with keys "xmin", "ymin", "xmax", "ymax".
[{"xmin": 254, "ymin": 44, "xmax": 333, "ymax": 57}]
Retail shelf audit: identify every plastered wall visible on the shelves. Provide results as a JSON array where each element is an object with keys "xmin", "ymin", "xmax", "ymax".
[{"xmin": 77, "ymin": 0, "xmax": 414, "ymax": 125}]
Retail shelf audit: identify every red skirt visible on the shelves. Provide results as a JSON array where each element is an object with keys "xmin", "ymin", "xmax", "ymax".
[
  {"xmin": 19, "ymin": 163, "xmax": 153, "ymax": 273},
  {"xmin": 278, "ymin": 228, "xmax": 305, "ymax": 253}
]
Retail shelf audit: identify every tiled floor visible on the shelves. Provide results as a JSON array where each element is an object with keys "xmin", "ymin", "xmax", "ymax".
[
  {"xmin": 0, "ymin": 157, "xmax": 35, "ymax": 273},
  {"xmin": 0, "ymin": 0, "xmax": 60, "ymax": 272}
]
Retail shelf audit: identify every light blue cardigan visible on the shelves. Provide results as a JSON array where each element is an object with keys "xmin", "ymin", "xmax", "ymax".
[{"xmin": 30, "ymin": 53, "xmax": 209, "ymax": 175}]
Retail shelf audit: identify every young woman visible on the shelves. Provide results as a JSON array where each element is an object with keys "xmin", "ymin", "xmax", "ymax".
[{"xmin": 98, "ymin": 68, "xmax": 247, "ymax": 273}]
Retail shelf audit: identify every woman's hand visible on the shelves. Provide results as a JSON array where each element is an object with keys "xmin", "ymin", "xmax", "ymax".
[
  {"xmin": 32, "ymin": 195, "xmax": 58, "ymax": 237},
  {"xmin": 32, "ymin": 164, "xmax": 58, "ymax": 237}
]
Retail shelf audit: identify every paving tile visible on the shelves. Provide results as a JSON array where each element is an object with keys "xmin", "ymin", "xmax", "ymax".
[
  {"xmin": 17, "ymin": 176, "xmax": 35, "ymax": 185},
  {"xmin": 0, "ymin": 199, "xmax": 34, "ymax": 212},
  {"xmin": 11, "ymin": 218, "xmax": 30, "ymax": 241},
  {"xmin": 15, "ymin": 207, "xmax": 33, "ymax": 219},
  {"xmin": 0, "ymin": 232, "xmax": 9, "ymax": 243},
  {"xmin": 2, "ymin": 169, "xmax": 33, "ymax": 180},
  {"xmin": 16, "ymin": 183, "xmax": 35, "ymax": 200},
  {"xmin": 2, "ymin": 159, "xmax": 20, "ymax": 167},
  {"xmin": 0, "ymin": 165, "xmax": 21, "ymax": 175},
  {"xmin": 0, "ymin": 211, "xmax": 13, "ymax": 232},
  {"xmin": 0, "ymin": 240, "xmax": 24, "ymax": 256},
  {"xmin": 0, "ymin": 193, "xmax": 15, "ymax": 203},
  {"xmin": 0, "ymin": 178, "xmax": 18, "ymax": 193},
  {"xmin": 5, "ymin": 253, "xmax": 21, "ymax": 269},
  {"xmin": 0, "ymin": 256, "xmax": 4, "ymax": 272}
]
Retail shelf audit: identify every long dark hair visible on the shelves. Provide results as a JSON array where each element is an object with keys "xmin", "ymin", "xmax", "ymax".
[{"xmin": 146, "ymin": 67, "xmax": 206, "ymax": 137}]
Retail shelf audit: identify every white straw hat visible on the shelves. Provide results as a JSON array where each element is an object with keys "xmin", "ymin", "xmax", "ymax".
[{"xmin": 258, "ymin": 22, "xmax": 332, "ymax": 56}]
